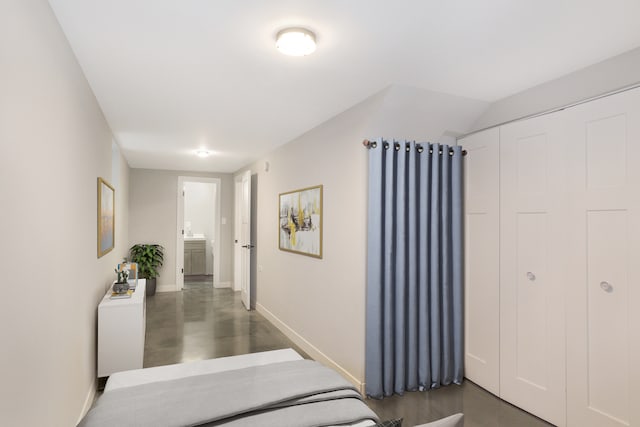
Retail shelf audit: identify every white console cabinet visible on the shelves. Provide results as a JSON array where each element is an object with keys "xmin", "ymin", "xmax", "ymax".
[{"xmin": 98, "ymin": 279, "xmax": 146, "ymax": 377}]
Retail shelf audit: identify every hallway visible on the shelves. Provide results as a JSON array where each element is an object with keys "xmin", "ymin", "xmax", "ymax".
[
  {"xmin": 144, "ymin": 286, "xmax": 308, "ymax": 368},
  {"xmin": 183, "ymin": 274, "xmax": 214, "ymax": 290}
]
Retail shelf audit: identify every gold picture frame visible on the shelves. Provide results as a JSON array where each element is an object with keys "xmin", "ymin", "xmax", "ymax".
[
  {"xmin": 278, "ymin": 185, "xmax": 323, "ymax": 259},
  {"xmin": 97, "ymin": 177, "xmax": 115, "ymax": 258}
]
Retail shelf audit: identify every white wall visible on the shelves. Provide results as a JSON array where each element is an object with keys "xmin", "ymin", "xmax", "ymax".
[
  {"xmin": 0, "ymin": 1, "xmax": 129, "ymax": 425},
  {"xmin": 113, "ymin": 143, "xmax": 130, "ymax": 273},
  {"xmin": 184, "ymin": 181, "xmax": 216, "ymax": 275},
  {"xmin": 235, "ymin": 85, "xmax": 488, "ymax": 389},
  {"xmin": 367, "ymin": 85, "xmax": 490, "ymax": 140},
  {"xmin": 472, "ymin": 47, "xmax": 640, "ymax": 130},
  {"xmin": 129, "ymin": 169, "xmax": 233, "ymax": 289}
]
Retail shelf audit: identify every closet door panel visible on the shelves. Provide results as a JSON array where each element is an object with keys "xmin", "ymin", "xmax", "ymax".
[
  {"xmin": 500, "ymin": 115, "xmax": 567, "ymax": 427},
  {"xmin": 586, "ymin": 114, "xmax": 627, "ymax": 192},
  {"xmin": 565, "ymin": 88, "xmax": 640, "ymax": 427},
  {"xmin": 462, "ymin": 128, "xmax": 500, "ymax": 395},
  {"xmin": 515, "ymin": 133, "xmax": 548, "ymax": 208},
  {"xmin": 587, "ymin": 211, "xmax": 629, "ymax": 422},
  {"xmin": 515, "ymin": 212, "xmax": 549, "ymax": 389}
]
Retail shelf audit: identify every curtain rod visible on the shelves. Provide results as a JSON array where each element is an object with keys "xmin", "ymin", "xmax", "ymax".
[
  {"xmin": 361, "ymin": 83, "xmax": 640, "ymax": 151},
  {"xmin": 362, "ymin": 139, "xmax": 467, "ymax": 156}
]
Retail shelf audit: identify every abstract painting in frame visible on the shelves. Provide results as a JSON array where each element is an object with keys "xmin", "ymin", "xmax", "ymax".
[
  {"xmin": 97, "ymin": 177, "xmax": 115, "ymax": 258},
  {"xmin": 279, "ymin": 185, "xmax": 323, "ymax": 258}
]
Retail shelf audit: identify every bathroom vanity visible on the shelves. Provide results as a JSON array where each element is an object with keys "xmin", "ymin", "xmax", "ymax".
[{"xmin": 184, "ymin": 237, "xmax": 206, "ymax": 275}]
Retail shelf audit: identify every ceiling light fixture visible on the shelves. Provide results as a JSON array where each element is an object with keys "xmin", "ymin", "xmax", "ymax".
[
  {"xmin": 196, "ymin": 150, "xmax": 210, "ymax": 158},
  {"xmin": 276, "ymin": 27, "xmax": 316, "ymax": 56}
]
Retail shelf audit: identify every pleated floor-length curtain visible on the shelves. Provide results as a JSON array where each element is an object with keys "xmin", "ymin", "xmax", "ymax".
[{"xmin": 365, "ymin": 139, "xmax": 464, "ymax": 399}]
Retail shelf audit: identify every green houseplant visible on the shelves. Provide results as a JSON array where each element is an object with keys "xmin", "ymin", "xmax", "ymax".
[{"xmin": 129, "ymin": 244, "xmax": 164, "ymax": 296}]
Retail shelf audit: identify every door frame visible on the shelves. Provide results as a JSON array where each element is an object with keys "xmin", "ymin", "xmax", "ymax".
[
  {"xmin": 176, "ymin": 176, "xmax": 222, "ymax": 291},
  {"xmin": 238, "ymin": 170, "xmax": 252, "ymax": 309},
  {"xmin": 233, "ymin": 178, "xmax": 242, "ymax": 292}
]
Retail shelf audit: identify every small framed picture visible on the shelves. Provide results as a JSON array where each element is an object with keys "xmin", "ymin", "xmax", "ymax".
[
  {"xmin": 97, "ymin": 177, "xmax": 115, "ymax": 258},
  {"xmin": 278, "ymin": 185, "xmax": 322, "ymax": 258}
]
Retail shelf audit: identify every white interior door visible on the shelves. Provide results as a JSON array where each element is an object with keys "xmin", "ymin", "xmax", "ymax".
[
  {"xmin": 499, "ymin": 113, "xmax": 567, "ymax": 426},
  {"xmin": 240, "ymin": 171, "xmax": 252, "ymax": 310},
  {"xmin": 565, "ymin": 88, "xmax": 640, "ymax": 427},
  {"xmin": 461, "ymin": 127, "xmax": 501, "ymax": 395}
]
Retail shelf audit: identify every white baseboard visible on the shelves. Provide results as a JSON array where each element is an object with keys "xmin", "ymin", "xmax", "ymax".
[
  {"xmin": 156, "ymin": 283, "xmax": 176, "ymax": 293},
  {"xmin": 214, "ymin": 281, "xmax": 231, "ymax": 288},
  {"xmin": 256, "ymin": 303, "xmax": 365, "ymax": 394},
  {"xmin": 76, "ymin": 377, "xmax": 96, "ymax": 425}
]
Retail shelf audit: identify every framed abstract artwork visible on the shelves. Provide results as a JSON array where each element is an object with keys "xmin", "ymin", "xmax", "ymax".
[
  {"xmin": 97, "ymin": 177, "xmax": 115, "ymax": 258},
  {"xmin": 278, "ymin": 185, "xmax": 323, "ymax": 258}
]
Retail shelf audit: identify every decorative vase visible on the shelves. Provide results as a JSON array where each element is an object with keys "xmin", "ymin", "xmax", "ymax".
[{"xmin": 112, "ymin": 281, "xmax": 130, "ymax": 294}]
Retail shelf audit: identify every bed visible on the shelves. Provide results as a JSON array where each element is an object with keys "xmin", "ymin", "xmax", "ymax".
[{"xmin": 79, "ymin": 349, "xmax": 379, "ymax": 427}]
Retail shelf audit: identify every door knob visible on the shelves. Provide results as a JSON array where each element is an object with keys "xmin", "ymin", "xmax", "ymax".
[
  {"xmin": 600, "ymin": 281, "xmax": 613, "ymax": 293},
  {"xmin": 526, "ymin": 272, "xmax": 536, "ymax": 281}
]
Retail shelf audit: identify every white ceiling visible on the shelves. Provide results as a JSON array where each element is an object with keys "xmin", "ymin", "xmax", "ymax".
[{"xmin": 48, "ymin": 0, "xmax": 640, "ymax": 173}]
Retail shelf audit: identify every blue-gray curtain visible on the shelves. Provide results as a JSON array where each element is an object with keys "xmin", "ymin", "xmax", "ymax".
[{"xmin": 365, "ymin": 139, "xmax": 464, "ymax": 399}]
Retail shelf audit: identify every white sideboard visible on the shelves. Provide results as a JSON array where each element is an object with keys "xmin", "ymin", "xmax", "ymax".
[{"xmin": 98, "ymin": 279, "xmax": 146, "ymax": 377}]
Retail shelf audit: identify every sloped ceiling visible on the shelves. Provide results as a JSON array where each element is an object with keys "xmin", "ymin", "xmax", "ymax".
[
  {"xmin": 47, "ymin": 0, "xmax": 640, "ymax": 172},
  {"xmin": 363, "ymin": 85, "xmax": 490, "ymax": 143}
]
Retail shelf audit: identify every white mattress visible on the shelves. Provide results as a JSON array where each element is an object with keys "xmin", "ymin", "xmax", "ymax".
[
  {"xmin": 105, "ymin": 348, "xmax": 303, "ymax": 392},
  {"xmin": 103, "ymin": 348, "xmax": 375, "ymax": 426}
]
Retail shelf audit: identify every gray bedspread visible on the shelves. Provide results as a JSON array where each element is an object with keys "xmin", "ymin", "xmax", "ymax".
[{"xmin": 78, "ymin": 360, "xmax": 379, "ymax": 427}]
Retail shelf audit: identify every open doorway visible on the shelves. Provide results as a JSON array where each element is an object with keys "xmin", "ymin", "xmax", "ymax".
[{"xmin": 176, "ymin": 176, "xmax": 221, "ymax": 291}]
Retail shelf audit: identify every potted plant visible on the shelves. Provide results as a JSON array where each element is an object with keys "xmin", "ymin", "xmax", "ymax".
[{"xmin": 129, "ymin": 244, "xmax": 164, "ymax": 296}]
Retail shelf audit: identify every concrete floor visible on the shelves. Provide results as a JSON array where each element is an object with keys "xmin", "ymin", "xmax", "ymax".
[
  {"xmin": 144, "ymin": 285, "xmax": 552, "ymax": 427},
  {"xmin": 144, "ymin": 283, "xmax": 309, "ymax": 367}
]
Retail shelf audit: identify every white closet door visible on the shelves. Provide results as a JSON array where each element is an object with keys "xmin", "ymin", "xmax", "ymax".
[
  {"xmin": 565, "ymin": 88, "xmax": 640, "ymax": 427},
  {"xmin": 462, "ymin": 128, "xmax": 500, "ymax": 395},
  {"xmin": 500, "ymin": 114, "xmax": 567, "ymax": 426}
]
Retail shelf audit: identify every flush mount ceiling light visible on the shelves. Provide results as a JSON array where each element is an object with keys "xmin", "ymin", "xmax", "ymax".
[
  {"xmin": 276, "ymin": 27, "xmax": 316, "ymax": 56},
  {"xmin": 195, "ymin": 149, "xmax": 210, "ymax": 158}
]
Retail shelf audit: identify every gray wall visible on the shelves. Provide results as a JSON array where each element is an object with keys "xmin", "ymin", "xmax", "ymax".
[
  {"xmin": 0, "ymin": 0, "xmax": 130, "ymax": 425},
  {"xmin": 128, "ymin": 169, "xmax": 234, "ymax": 290},
  {"xmin": 234, "ymin": 85, "xmax": 488, "ymax": 389},
  {"xmin": 472, "ymin": 47, "xmax": 640, "ymax": 130}
]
